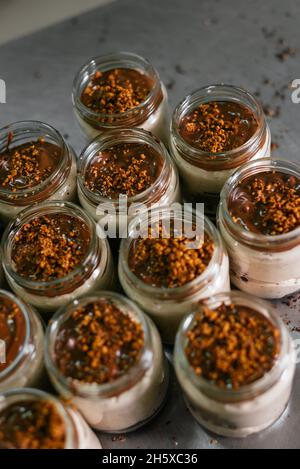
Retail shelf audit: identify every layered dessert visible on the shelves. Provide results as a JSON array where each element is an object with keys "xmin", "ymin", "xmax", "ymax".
[
  {"xmin": 0, "ymin": 290, "xmax": 44, "ymax": 392},
  {"xmin": 73, "ymin": 52, "xmax": 169, "ymax": 144},
  {"xmin": 45, "ymin": 293, "xmax": 168, "ymax": 432},
  {"xmin": 0, "ymin": 389, "xmax": 101, "ymax": 449},
  {"xmin": 119, "ymin": 206, "xmax": 230, "ymax": 343},
  {"xmin": 2, "ymin": 202, "xmax": 114, "ymax": 312},
  {"xmin": 78, "ymin": 128, "xmax": 180, "ymax": 230},
  {"xmin": 170, "ymin": 85, "xmax": 270, "ymax": 215},
  {"xmin": 0, "ymin": 122, "xmax": 77, "ymax": 223},
  {"xmin": 174, "ymin": 292, "xmax": 295, "ymax": 437},
  {"xmin": 219, "ymin": 159, "xmax": 300, "ymax": 298}
]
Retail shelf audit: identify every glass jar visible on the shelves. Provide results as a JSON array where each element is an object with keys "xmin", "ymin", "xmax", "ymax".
[
  {"xmin": 72, "ymin": 52, "xmax": 169, "ymax": 145},
  {"xmin": 118, "ymin": 205, "xmax": 230, "ymax": 344},
  {"xmin": 45, "ymin": 291, "xmax": 169, "ymax": 432},
  {"xmin": 170, "ymin": 84, "xmax": 271, "ymax": 216},
  {"xmin": 0, "ymin": 388, "xmax": 101, "ymax": 449},
  {"xmin": 1, "ymin": 201, "xmax": 115, "ymax": 313},
  {"xmin": 0, "ymin": 289, "xmax": 45, "ymax": 392},
  {"xmin": 218, "ymin": 158, "xmax": 300, "ymax": 299},
  {"xmin": 174, "ymin": 291, "xmax": 295, "ymax": 438},
  {"xmin": 0, "ymin": 121, "xmax": 77, "ymax": 224},
  {"xmin": 78, "ymin": 128, "xmax": 180, "ymax": 234}
]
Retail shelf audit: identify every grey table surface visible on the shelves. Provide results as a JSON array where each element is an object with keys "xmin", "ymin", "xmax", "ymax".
[{"xmin": 0, "ymin": 0, "xmax": 300, "ymax": 449}]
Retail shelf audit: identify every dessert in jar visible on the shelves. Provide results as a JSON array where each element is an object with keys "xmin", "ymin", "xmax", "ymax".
[
  {"xmin": 218, "ymin": 158, "xmax": 300, "ymax": 298},
  {"xmin": 170, "ymin": 84, "xmax": 271, "ymax": 216},
  {"xmin": 174, "ymin": 291, "xmax": 295, "ymax": 438},
  {"xmin": 45, "ymin": 291, "xmax": 168, "ymax": 432},
  {"xmin": 0, "ymin": 289, "xmax": 44, "ymax": 392},
  {"xmin": 78, "ymin": 128, "xmax": 180, "ymax": 232},
  {"xmin": 0, "ymin": 388, "xmax": 101, "ymax": 449},
  {"xmin": 118, "ymin": 205, "xmax": 230, "ymax": 343},
  {"xmin": 0, "ymin": 121, "xmax": 77, "ymax": 224},
  {"xmin": 72, "ymin": 52, "xmax": 169, "ymax": 145},
  {"xmin": 1, "ymin": 201, "xmax": 114, "ymax": 313}
]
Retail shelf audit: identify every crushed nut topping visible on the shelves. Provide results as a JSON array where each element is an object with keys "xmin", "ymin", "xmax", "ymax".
[
  {"xmin": 185, "ymin": 302, "xmax": 280, "ymax": 389},
  {"xmin": 179, "ymin": 101, "xmax": 258, "ymax": 154},
  {"xmin": 0, "ymin": 400, "xmax": 66, "ymax": 449},
  {"xmin": 229, "ymin": 171, "xmax": 300, "ymax": 235},
  {"xmin": 84, "ymin": 142, "xmax": 163, "ymax": 198},
  {"xmin": 12, "ymin": 214, "xmax": 91, "ymax": 281},
  {"xmin": 81, "ymin": 68, "xmax": 152, "ymax": 114},
  {"xmin": 129, "ymin": 224, "xmax": 214, "ymax": 288},
  {"xmin": 0, "ymin": 138, "xmax": 61, "ymax": 192},
  {"xmin": 54, "ymin": 300, "xmax": 144, "ymax": 384}
]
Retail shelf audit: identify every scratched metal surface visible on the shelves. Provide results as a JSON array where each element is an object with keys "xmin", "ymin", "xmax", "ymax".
[{"xmin": 0, "ymin": 0, "xmax": 299, "ymax": 449}]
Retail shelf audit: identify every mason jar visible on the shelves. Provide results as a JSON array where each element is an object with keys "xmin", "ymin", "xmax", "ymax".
[
  {"xmin": 170, "ymin": 84, "xmax": 271, "ymax": 216},
  {"xmin": 0, "ymin": 121, "xmax": 77, "ymax": 224},
  {"xmin": 0, "ymin": 290, "xmax": 45, "ymax": 392},
  {"xmin": 77, "ymin": 128, "xmax": 180, "ymax": 235},
  {"xmin": 0, "ymin": 388, "xmax": 101, "ymax": 449},
  {"xmin": 45, "ymin": 291, "xmax": 169, "ymax": 433},
  {"xmin": 72, "ymin": 52, "xmax": 169, "ymax": 145},
  {"xmin": 174, "ymin": 291, "xmax": 295, "ymax": 438},
  {"xmin": 1, "ymin": 201, "xmax": 114, "ymax": 313},
  {"xmin": 218, "ymin": 158, "xmax": 300, "ymax": 299},
  {"xmin": 118, "ymin": 205, "xmax": 230, "ymax": 343}
]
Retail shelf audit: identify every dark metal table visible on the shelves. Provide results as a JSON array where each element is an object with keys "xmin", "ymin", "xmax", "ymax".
[{"xmin": 0, "ymin": 0, "xmax": 299, "ymax": 449}]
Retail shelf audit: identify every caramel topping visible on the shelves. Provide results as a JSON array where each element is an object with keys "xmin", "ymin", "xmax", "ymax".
[
  {"xmin": 81, "ymin": 68, "xmax": 153, "ymax": 114},
  {"xmin": 228, "ymin": 171, "xmax": 300, "ymax": 235},
  {"xmin": 179, "ymin": 101, "xmax": 258, "ymax": 154},
  {"xmin": 0, "ymin": 295, "xmax": 26, "ymax": 372},
  {"xmin": 129, "ymin": 225, "xmax": 214, "ymax": 288},
  {"xmin": 54, "ymin": 300, "xmax": 144, "ymax": 384},
  {"xmin": 185, "ymin": 303, "xmax": 280, "ymax": 390},
  {"xmin": 84, "ymin": 142, "xmax": 163, "ymax": 199},
  {"xmin": 12, "ymin": 214, "xmax": 91, "ymax": 282},
  {"xmin": 0, "ymin": 139, "xmax": 62, "ymax": 192},
  {"xmin": 0, "ymin": 400, "xmax": 66, "ymax": 449}
]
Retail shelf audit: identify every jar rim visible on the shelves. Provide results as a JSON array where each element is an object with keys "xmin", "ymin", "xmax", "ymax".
[
  {"xmin": 44, "ymin": 291, "xmax": 153, "ymax": 398},
  {"xmin": 0, "ymin": 289, "xmax": 31, "ymax": 381},
  {"xmin": 72, "ymin": 51, "xmax": 162, "ymax": 123},
  {"xmin": 171, "ymin": 84, "xmax": 266, "ymax": 167},
  {"xmin": 175, "ymin": 290, "xmax": 291, "ymax": 402},
  {"xmin": 0, "ymin": 387, "xmax": 75, "ymax": 448},
  {"xmin": 78, "ymin": 127, "xmax": 172, "ymax": 207},
  {"xmin": 219, "ymin": 158, "xmax": 300, "ymax": 248},
  {"xmin": 0, "ymin": 120, "xmax": 70, "ymax": 204},
  {"xmin": 1, "ymin": 200, "xmax": 107, "ymax": 293},
  {"xmin": 119, "ymin": 205, "xmax": 224, "ymax": 300}
]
